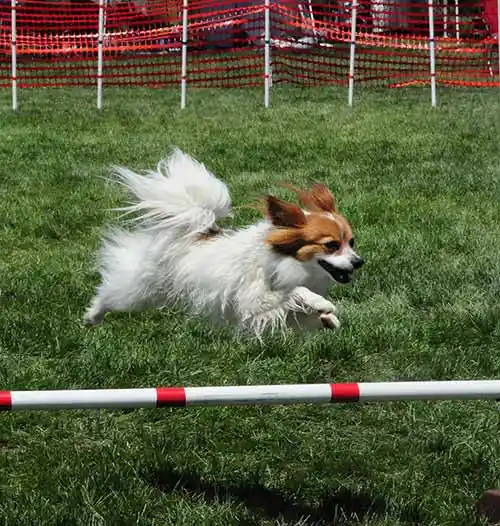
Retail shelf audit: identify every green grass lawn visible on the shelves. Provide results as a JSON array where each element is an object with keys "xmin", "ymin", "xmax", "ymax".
[{"xmin": 1, "ymin": 86, "xmax": 500, "ymax": 525}]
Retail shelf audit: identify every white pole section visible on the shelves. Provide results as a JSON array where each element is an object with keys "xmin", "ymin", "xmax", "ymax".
[
  {"xmin": 11, "ymin": 0, "xmax": 17, "ymax": 111},
  {"xmin": 428, "ymin": 0, "xmax": 437, "ymax": 107},
  {"xmin": 264, "ymin": 0, "xmax": 271, "ymax": 107},
  {"xmin": 454, "ymin": 0, "xmax": 459, "ymax": 40},
  {"xmin": 10, "ymin": 389, "xmax": 159, "ymax": 410},
  {"xmin": 97, "ymin": 0, "xmax": 105, "ymax": 111},
  {"xmin": 181, "ymin": 0, "xmax": 188, "ymax": 109},
  {"xmin": 357, "ymin": 380, "xmax": 500, "ymax": 401},
  {"xmin": 347, "ymin": 0, "xmax": 358, "ymax": 106},
  {"xmin": 186, "ymin": 384, "xmax": 333, "ymax": 405},
  {"xmin": 4, "ymin": 381, "xmax": 500, "ymax": 411}
]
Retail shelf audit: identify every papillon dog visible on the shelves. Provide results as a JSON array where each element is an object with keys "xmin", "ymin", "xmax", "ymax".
[{"xmin": 84, "ymin": 149, "xmax": 364, "ymax": 338}]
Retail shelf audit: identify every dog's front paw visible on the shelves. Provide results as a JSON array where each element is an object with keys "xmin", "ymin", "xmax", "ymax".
[
  {"xmin": 309, "ymin": 297, "xmax": 337, "ymax": 315},
  {"xmin": 292, "ymin": 288, "xmax": 341, "ymax": 330},
  {"xmin": 320, "ymin": 312, "xmax": 341, "ymax": 330},
  {"xmin": 311, "ymin": 299, "xmax": 340, "ymax": 330}
]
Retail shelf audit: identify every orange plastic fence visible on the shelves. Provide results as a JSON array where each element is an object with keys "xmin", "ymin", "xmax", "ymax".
[{"xmin": 0, "ymin": 0, "xmax": 498, "ymax": 91}]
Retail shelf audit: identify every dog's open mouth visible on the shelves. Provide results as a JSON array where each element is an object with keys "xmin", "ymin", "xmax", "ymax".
[{"xmin": 318, "ymin": 260, "xmax": 353, "ymax": 284}]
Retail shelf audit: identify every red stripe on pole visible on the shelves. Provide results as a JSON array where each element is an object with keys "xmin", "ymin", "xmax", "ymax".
[
  {"xmin": 156, "ymin": 387, "xmax": 186, "ymax": 407},
  {"xmin": 0, "ymin": 391, "xmax": 12, "ymax": 410},
  {"xmin": 330, "ymin": 383, "xmax": 360, "ymax": 403}
]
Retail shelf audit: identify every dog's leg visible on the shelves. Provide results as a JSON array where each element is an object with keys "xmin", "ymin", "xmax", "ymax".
[
  {"xmin": 289, "ymin": 286, "xmax": 340, "ymax": 329},
  {"xmin": 83, "ymin": 295, "xmax": 108, "ymax": 326}
]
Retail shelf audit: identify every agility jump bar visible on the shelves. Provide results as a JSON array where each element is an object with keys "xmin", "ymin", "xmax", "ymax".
[{"xmin": 1, "ymin": 381, "xmax": 500, "ymax": 411}]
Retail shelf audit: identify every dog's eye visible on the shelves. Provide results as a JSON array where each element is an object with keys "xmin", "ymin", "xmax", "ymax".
[
  {"xmin": 349, "ymin": 238, "xmax": 355, "ymax": 248},
  {"xmin": 324, "ymin": 240, "xmax": 341, "ymax": 251}
]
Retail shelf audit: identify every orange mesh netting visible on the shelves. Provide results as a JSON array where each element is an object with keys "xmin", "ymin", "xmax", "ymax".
[{"xmin": 0, "ymin": 0, "xmax": 498, "ymax": 89}]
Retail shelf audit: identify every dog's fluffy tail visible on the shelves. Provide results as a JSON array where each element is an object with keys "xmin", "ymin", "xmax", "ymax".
[{"xmin": 112, "ymin": 148, "xmax": 232, "ymax": 235}]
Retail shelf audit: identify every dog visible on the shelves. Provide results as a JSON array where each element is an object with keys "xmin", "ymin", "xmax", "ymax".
[{"xmin": 84, "ymin": 149, "xmax": 364, "ymax": 338}]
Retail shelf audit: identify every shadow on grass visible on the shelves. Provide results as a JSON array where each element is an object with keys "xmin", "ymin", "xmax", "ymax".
[{"xmin": 150, "ymin": 465, "xmax": 426, "ymax": 524}]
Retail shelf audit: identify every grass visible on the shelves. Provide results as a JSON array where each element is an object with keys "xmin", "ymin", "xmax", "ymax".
[{"xmin": 1, "ymin": 85, "xmax": 500, "ymax": 525}]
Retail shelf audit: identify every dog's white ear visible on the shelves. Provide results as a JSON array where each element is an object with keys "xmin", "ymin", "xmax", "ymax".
[{"xmin": 265, "ymin": 196, "xmax": 306, "ymax": 228}]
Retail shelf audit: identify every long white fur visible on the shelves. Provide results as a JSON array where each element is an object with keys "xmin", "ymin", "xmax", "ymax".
[
  {"xmin": 112, "ymin": 148, "xmax": 232, "ymax": 233},
  {"xmin": 84, "ymin": 149, "xmax": 343, "ymax": 338}
]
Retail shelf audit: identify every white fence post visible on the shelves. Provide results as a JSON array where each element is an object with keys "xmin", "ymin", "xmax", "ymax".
[
  {"xmin": 443, "ymin": 0, "xmax": 448, "ymax": 37},
  {"xmin": 11, "ymin": 0, "xmax": 17, "ymax": 111},
  {"xmin": 347, "ymin": 0, "xmax": 358, "ymax": 106},
  {"xmin": 264, "ymin": 0, "xmax": 271, "ymax": 107},
  {"xmin": 428, "ymin": 0, "xmax": 437, "ymax": 107},
  {"xmin": 497, "ymin": 0, "xmax": 500, "ymax": 80},
  {"xmin": 181, "ymin": 0, "xmax": 188, "ymax": 109},
  {"xmin": 97, "ymin": 0, "xmax": 106, "ymax": 111}
]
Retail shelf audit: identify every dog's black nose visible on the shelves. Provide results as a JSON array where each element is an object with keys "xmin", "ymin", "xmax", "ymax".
[{"xmin": 352, "ymin": 256, "xmax": 365, "ymax": 270}]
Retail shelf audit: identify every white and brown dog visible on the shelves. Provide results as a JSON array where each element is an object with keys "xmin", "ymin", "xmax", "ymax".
[{"xmin": 84, "ymin": 149, "xmax": 364, "ymax": 338}]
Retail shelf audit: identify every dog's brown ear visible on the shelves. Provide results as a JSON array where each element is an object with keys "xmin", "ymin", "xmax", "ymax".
[
  {"xmin": 281, "ymin": 182, "xmax": 336, "ymax": 213},
  {"xmin": 264, "ymin": 196, "xmax": 306, "ymax": 228},
  {"xmin": 309, "ymin": 183, "xmax": 336, "ymax": 212}
]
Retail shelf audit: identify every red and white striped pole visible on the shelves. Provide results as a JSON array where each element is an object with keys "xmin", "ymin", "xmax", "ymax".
[{"xmin": 1, "ymin": 381, "xmax": 500, "ymax": 411}]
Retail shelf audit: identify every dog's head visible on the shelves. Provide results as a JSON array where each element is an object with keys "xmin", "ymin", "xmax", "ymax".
[{"xmin": 264, "ymin": 184, "xmax": 364, "ymax": 284}]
